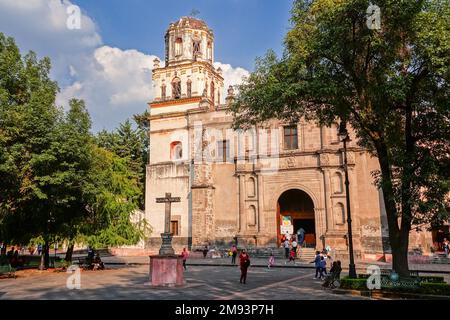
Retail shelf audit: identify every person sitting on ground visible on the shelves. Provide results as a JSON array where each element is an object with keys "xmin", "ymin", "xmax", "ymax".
[{"xmin": 92, "ymin": 253, "xmax": 105, "ymax": 270}]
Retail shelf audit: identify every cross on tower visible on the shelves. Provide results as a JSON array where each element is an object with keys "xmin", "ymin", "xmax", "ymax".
[
  {"xmin": 189, "ymin": 9, "xmax": 200, "ymax": 18},
  {"xmin": 156, "ymin": 193, "xmax": 181, "ymax": 255}
]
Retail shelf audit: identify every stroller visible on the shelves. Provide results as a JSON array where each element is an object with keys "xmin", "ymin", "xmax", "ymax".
[{"xmin": 322, "ymin": 261, "xmax": 342, "ymax": 289}]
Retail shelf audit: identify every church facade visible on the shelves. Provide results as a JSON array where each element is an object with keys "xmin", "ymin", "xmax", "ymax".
[{"xmin": 144, "ymin": 17, "xmax": 433, "ymax": 260}]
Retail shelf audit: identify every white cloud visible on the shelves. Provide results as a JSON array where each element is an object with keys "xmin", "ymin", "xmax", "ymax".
[
  {"xmin": 214, "ymin": 62, "xmax": 250, "ymax": 95},
  {"xmin": 56, "ymin": 46, "xmax": 158, "ymax": 131},
  {"xmin": 0, "ymin": 0, "xmax": 250, "ymax": 131}
]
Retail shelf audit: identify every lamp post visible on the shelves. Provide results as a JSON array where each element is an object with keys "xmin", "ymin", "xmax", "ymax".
[{"xmin": 339, "ymin": 121, "xmax": 357, "ymax": 279}]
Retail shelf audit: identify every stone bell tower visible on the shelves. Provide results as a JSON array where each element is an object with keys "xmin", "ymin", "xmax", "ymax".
[
  {"xmin": 146, "ymin": 17, "xmax": 225, "ymax": 252},
  {"xmin": 151, "ymin": 17, "xmax": 224, "ymax": 112}
]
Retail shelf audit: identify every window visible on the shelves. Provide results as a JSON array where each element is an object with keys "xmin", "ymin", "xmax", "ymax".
[
  {"xmin": 175, "ymin": 37, "xmax": 183, "ymax": 56},
  {"xmin": 247, "ymin": 205, "xmax": 257, "ymax": 226},
  {"xmin": 333, "ymin": 172, "xmax": 343, "ymax": 194},
  {"xmin": 161, "ymin": 84, "xmax": 166, "ymax": 100},
  {"xmin": 193, "ymin": 39, "xmax": 201, "ymax": 56},
  {"xmin": 170, "ymin": 220, "xmax": 179, "ymax": 236},
  {"xmin": 247, "ymin": 177, "xmax": 256, "ymax": 197},
  {"xmin": 170, "ymin": 141, "xmax": 182, "ymax": 160},
  {"xmin": 283, "ymin": 126, "xmax": 298, "ymax": 150},
  {"xmin": 334, "ymin": 203, "xmax": 345, "ymax": 225},
  {"xmin": 187, "ymin": 79, "xmax": 192, "ymax": 98},
  {"xmin": 217, "ymin": 140, "xmax": 230, "ymax": 163},
  {"xmin": 172, "ymin": 77, "xmax": 181, "ymax": 99},
  {"xmin": 210, "ymin": 81, "xmax": 215, "ymax": 103}
]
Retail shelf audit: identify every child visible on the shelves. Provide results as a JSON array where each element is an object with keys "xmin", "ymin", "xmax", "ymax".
[
  {"xmin": 288, "ymin": 249, "xmax": 296, "ymax": 263},
  {"xmin": 268, "ymin": 252, "xmax": 275, "ymax": 269},
  {"xmin": 320, "ymin": 255, "xmax": 327, "ymax": 279}
]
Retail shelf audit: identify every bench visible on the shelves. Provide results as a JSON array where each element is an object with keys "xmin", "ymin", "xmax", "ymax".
[{"xmin": 0, "ymin": 264, "xmax": 16, "ymax": 278}]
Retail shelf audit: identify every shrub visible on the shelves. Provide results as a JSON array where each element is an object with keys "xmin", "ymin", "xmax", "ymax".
[
  {"xmin": 419, "ymin": 283, "xmax": 450, "ymax": 296},
  {"xmin": 340, "ymin": 277, "xmax": 368, "ymax": 290}
]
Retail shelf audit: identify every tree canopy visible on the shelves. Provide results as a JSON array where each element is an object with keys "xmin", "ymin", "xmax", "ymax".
[
  {"xmin": 0, "ymin": 33, "xmax": 151, "ymax": 266},
  {"xmin": 231, "ymin": 0, "xmax": 450, "ymax": 275}
]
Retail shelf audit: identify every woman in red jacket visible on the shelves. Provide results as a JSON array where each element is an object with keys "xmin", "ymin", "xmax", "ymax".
[{"xmin": 239, "ymin": 249, "xmax": 251, "ymax": 284}]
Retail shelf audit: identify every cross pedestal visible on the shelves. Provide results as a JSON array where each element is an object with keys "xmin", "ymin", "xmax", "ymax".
[{"xmin": 149, "ymin": 193, "xmax": 185, "ymax": 287}]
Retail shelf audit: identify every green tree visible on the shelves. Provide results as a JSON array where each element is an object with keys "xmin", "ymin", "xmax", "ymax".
[
  {"xmin": 231, "ymin": 0, "xmax": 450, "ymax": 276},
  {"xmin": 76, "ymin": 145, "xmax": 150, "ymax": 250},
  {"xmin": 96, "ymin": 118, "xmax": 148, "ymax": 208},
  {"xmin": 0, "ymin": 33, "xmax": 150, "ymax": 265},
  {"xmin": 0, "ymin": 32, "xmax": 60, "ymax": 267}
]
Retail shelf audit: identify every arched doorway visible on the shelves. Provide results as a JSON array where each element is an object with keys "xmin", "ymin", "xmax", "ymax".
[{"xmin": 277, "ymin": 189, "xmax": 316, "ymax": 247}]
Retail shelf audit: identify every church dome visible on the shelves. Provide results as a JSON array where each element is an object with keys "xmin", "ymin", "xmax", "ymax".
[
  {"xmin": 168, "ymin": 17, "xmax": 211, "ymax": 33},
  {"xmin": 164, "ymin": 16, "xmax": 215, "ymax": 67}
]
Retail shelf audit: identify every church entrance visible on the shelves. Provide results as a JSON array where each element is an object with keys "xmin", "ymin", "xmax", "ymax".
[{"xmin": 277, "ymin": 189, "xmax": 316, "ymax": 247}]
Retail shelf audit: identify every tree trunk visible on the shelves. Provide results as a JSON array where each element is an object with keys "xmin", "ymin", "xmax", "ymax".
[
  {"xmin": 392, "ymin": 231, "xmax": 410, "ymax": 277},
  {"xmin": 375, "ymin": 140, "xmax": 410, "ymax": 276},
  {"xmin": 65, "ymin": 243, "xmax": 74, "ymax": 262},
  {"xmin": 38, "ymin": 247, "xmax": 45, "ymax": 270},
  {"xmin": 44, "ymin": 241, "xmax": 50, "ymax": 269}
]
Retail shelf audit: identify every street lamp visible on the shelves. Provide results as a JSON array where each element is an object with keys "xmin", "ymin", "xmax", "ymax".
[{"xmin": 338, "ymin": 121, "xmax": 357, "ymax": 279}]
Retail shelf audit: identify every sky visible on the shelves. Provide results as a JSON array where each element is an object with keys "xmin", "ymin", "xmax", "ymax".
[{"xmin": 0, "ymin": 0, "xmax": 293, "ymax": 131}]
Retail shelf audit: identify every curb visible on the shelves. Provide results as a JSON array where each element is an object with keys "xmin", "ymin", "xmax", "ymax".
[{"xmin": 332, "ymin": 288, "xmax": 450, "ymax": 300}]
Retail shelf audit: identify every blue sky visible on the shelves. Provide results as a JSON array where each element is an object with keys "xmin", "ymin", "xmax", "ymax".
[
  {"xmin": 71, "ymin": 0, "xmax": 292, "ymax": 70},
  {"xmin": 0, "ymin": 0, "xmax": 293, "ymax": 131}
]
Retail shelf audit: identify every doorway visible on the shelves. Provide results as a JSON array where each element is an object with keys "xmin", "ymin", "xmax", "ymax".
[{"xmin": 277, "ymin": 189, "xmax": 315, "ymax": 247}]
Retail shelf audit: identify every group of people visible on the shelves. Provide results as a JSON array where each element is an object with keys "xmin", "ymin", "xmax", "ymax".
[
  {"xmin": 1, "ymin": 246, "xmax": 25, "ymax": 268},
  {"xmin": 281, "ymin": 234, "xmax": 300, "ymax": 264}
]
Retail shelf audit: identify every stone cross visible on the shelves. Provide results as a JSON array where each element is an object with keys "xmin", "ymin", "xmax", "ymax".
[{"xmin": 156, "ymin": 193, "xmax": 181, "ymax": 255}]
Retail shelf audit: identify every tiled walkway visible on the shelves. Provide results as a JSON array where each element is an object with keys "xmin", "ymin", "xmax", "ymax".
[{"xmin": 0, "ymin": 265, "xmax": 369, "ymax": 300}]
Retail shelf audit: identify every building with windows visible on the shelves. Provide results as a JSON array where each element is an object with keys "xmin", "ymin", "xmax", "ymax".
[{"xmin": 145, "ymin": 17, "xmax": 434, "ymax": 260}]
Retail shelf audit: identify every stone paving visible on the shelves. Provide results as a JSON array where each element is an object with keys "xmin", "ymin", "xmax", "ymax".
[
  {"xmin": 100, "ymin": 255, "xmax": 450, "ymax": 282},
  {"xmin": 0, "ymin": 265, "xmax": 369, "ymax": 300}
]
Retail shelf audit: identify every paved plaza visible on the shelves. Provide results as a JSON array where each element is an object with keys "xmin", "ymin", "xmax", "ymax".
[{"xmin": 0, "ymin": 264, "xmax": 369, "ymax": 300}]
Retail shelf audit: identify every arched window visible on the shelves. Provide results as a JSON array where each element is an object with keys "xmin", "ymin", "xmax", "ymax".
[
  {"xmin": 247, "ymin": 205, "xmax": 257, "ymax": 226},
  {"xmin": 247, "ymin": 177, "xmax": 256, "ymax": 197},
  {"xmin": 175, "ymin": 37, "xmax": 183, "ymax": 56},
  {"xmin": 193, "ymin": 38, "xmax": 201, "ymax": 56},
  {"xmin": 210, "ymin": 81, "xmax": 215, "ymax": 103},
  {"xmin": 172, "ymin": 77, "xmax": 181, "ymax": 99},
  {"xmin": 334, "ymin": 203, "xmax": 345, "ymax": 225},
  {"xmin": 332, "ymin": 172, "xmax": 343, "ymax": 194},
  {"xmin": 170, "ymin": 141, "xmax": 183, "ymax": 160},
  {"xmin": 187, "ymin": 79, "xmax": 192, "ymax": 98}
]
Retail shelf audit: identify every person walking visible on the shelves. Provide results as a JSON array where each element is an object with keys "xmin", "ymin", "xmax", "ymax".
[
  {"xmin": 311, "ymin": 251, "xmax": 322, "ymax": 279},
  {"xmin": 292, "ymin": 238, "xmax": 298, "ymax": 256},
  {"xmin": 231, "ymin": 244, "xmax": 238, "ymax": 265},
  {"xmin": 443, "ymin": 238, "xmax": 449, "ymax": 257},
  {"xmin": 283, "ymin": 238, "xmax": 290, "ymax": 259},
  {"xmin": 181, "ymin": 248, "xmax": 189, "ymax": 270},
  {"xmin": 320, "ymin": 255, "xmax": 327, "ymax": 279},
  {"xmin": 239, "ymin": 249, "xmax": 251, "ymax": 284},
  {"xmin": 297, "ymin": 228, "xmax": 305, "ymax": 247},
  {"xmin": 202, "ymin": 245, "xmax": 208, "ymax": 258},
  {"xmin": 268, "ymin": 252, "xmax": 275, "ymax": 269}
]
